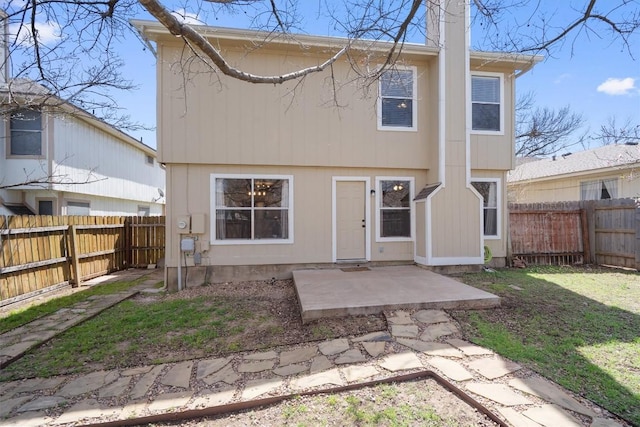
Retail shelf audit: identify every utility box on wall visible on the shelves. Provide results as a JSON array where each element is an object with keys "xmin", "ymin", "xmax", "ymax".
[{"xmin": 191, "ymin": 213, "xmax": 206, "ymax": 234}]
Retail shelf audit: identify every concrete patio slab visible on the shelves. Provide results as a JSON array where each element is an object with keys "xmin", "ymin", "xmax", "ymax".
[{"xmin": 293, "ymin": 265, "xmax": 500, "ymax": 322}]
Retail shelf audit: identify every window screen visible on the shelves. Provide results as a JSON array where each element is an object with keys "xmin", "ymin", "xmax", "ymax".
[
  {"xmin": 472, "ymin": 76, "xmax": 501, "ymax": 132},
  {"xmin": 10, "ymin": 108, "xmax": 42, "ymax": 155},
  {"xmin": 380, "ymin": 70, "xmax": 414, "ymax": 128}
]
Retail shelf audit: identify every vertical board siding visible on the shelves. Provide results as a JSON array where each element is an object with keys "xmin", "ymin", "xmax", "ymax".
[
  {"xmin": 0, "ymin": 216, "xmax": 165, "ymax": 304},
  {"xmin": 509, "ymin": 199, "xmax": 639, "ymax": 269}
]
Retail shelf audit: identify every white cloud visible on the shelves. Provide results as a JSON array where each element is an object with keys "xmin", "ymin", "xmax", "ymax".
[
  {"xmin": 10, "ymin": 21, "xmax": 62, "ymax": 46},
  {"xmin": 596, "ymin": 77, "xmax": 637, "ymax": 96},
  {"xmin": 171, "ymin": 9, "xmax": 204, "ymax": 25}
]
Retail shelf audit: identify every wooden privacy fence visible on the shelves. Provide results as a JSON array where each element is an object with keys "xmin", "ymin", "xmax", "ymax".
[
  {"xmin": 0, "ymin": 215, "xmax": 165, "ymax": 306},
  {"xmin": 509, "ymin": 199, "xmax": 640, "ymax": 269}
]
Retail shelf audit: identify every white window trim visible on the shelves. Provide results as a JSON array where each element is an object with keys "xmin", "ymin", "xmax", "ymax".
[
  {"xmin": 377, "ymin": 66, "xmax": 418, "ymax": 132},
  {"xmin": 470, "ymin": 71, "xmax": 504, "ymax": 136},
  {"xmin": 471, "ymin": 177, "xmax": 501, "ymax": 240},
  {"xmin": 210, "ymin": 173, "xmax": 294, "ymax": 245},
  {"xmin": 375, "ymin": 176, "xmax": 415, "ymax": 242},
  {"xmin": 579, "ymin": 177, "xmax": 618, "ymax": 200}
]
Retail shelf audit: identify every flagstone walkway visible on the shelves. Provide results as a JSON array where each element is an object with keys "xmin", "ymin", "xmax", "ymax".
[{"xmin": 0, "ymin": 270, "xmax": 628, "ymax": 427}]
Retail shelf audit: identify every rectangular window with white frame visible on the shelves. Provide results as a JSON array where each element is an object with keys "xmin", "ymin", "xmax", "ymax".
[
  {"xmin": 471, "ymin": 73, "xmax": 503, "ymax": 134},
  {"xmin": 378, "ymin": 67, "xmax": 417, "ymax": 131},
  {"xmin": 580, "ymin": 178, "xmax": 617, "ymax": 200},
  {"xmin": 9, "ymin": 108, "xmax": 43, "ymax": 156},
  {"xmin": 471, "ymin": 180, "xmax": 500, "ymax": 238},
  {"xmin": 211, "ymin": 174, "xmax": 293, "ymax": 244},
  {"xmin": 376, "ymin": 177, "xmax": 414, "ymax": 241}
]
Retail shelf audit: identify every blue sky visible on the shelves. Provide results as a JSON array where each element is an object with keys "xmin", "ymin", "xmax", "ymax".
[{"xmin": 22, "ymin": 1, "xmax": 640, "ymax": 151}]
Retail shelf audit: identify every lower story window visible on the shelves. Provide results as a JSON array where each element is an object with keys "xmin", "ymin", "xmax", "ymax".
[
  {"xmin": 472, "ymin": 181, "xmax": 498, "ymax": 237},
  {"xmin": 213, "ymin": 175, "xmax": 292, "ymax": 242},
  {"xmin": 378, "ymin": 178, "xmax": 412, "ymax": 239},
  {"xmin": 580, "ymin": 178, "xmax": 617, "ymax": 200},
  {"xmin": 66, "ymin": 201, "xmax": 90, "ymax": 216}
]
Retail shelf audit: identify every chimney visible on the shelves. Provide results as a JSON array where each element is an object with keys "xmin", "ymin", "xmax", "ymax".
[{"xmin": 426, "ymin": 0, "xmax": 442, "ymax": 48}]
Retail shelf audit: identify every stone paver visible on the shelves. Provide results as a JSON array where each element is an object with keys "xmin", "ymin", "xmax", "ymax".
[
  {"xmin": 196, "ymin": 357, "xmax": 232, "ymax": 380},
  {"xmin": 352, "ymin": 331, "xmax": 392, "ymax": 342},
  {"xmin": 318, "ymin": 339, "xmax": 350, "ymax": 356},
  {"xmin": 310, "ymin": 355, "xmax": 333, "ymax": 373},
  {"xmin": 390, "ymin": 324, "xmax": 419, "ymax": 338},
  {"xmin": 17, "ymin": 396, "xmax": 67, "ymax": 412},
  {"xmin": 237, "ymin": 360, "xmax": 275, "ymax": 373},
  {"xmin": 380, "ymin": 352, "xmax": 423, "ymax": 372},
  {"xmin": 427, "ymin": 357, "xmax": 473, "ymax": 381},
  {"xmin": 189, "ymin": 388, "xmax": 235, "ymax": 409},
  {"xmin": 0, "ymin": 396, "xmax": 33, "ymax": 418},
  {"xmin": 53, "ymin": 399, "xmax": 106, "ymax": 425},
  {"xmin": 241, "ymin": 378, "xmax": 283, "ymax": 400},
  {"xmin": 446, "ymin": 338, "xmax": 493, "ymax": 356},
  {"xmin": 362, "ymin": 341, "xmax": 386, "ymax": 357},
  {"xmin": 0, "ymin": 277, "xmax": 628, "ymax": 427},
  {"xmin": 468, "ymin": 356, "xmax": 522, "ymax": 379},
  {"xmin": 465, "ymin": 383, "xmax": 533, "ymax": 406},
  {"xmin": 397, "ymin": 339, "xmax": 464, "ymax": 358},
  {"xmin": 273, "ymin": 364, "xmax": 308, "ymax": 377},
  {"xmin": 343, "ymin": 365, "xmax": 378, "ymax": 382},
  {"xmin": 99, "ymin": 377, "xmax": 132, "ymax": 398},
  {"xmin": 420, "ymin": 322, "xmax": 459, "ymax": 341},
  {"xmin": 386, "ymin": 311, "xmax": 414, "ymax": 324},
  {"xmin": 509, "ymin": 377, "xmax": 596, "ymax": 417},
  {"xmin": 335, "ymin": 349, "xmax": 367, "ymax": 364},
  {"xmin": 11, "ymin": 377, "xmax": 66, "ymax": 394},
  {"xmin": 291, "ymin": 369, "xmax": 344, "ymax": 390},
  {"xmin": 244, "ymin": 350, "xmax": 277, "ymax": 361},
  {"xmin": 57, "ymin": 371, "xmax": 119, "ymax": 397},
  {"xmin": 413, "ymin": 309, "xmax": 450, "ymax": 324},
  {"xmin": 201, "ymin": 364, "xmax": 240, "ymax": 386},
  {"xmin": 161, "ymin": 361, "xmax": 194, "ymax": 388},
  {"xmin": 148, "ymin": 392, "xmax": 193, "ymax": 412},
  {"xmin": 130, "ymin": 365, "xmax": 164, "ymax": 399},
  {"xmin": 522, "ymin": 404, "xmax": 583, "ymax": 427},
  {"xmin": 280, "ymin": 346, "xmax": 318, "ymax": 365},
  {"xmin": 496, "ymin": 407, "xmax": 544, "ymax": 427}
]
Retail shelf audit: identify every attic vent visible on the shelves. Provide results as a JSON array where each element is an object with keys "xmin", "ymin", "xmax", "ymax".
[{"xmin": 146, "ymin": 155, "xmax": 154, "ymax": 165}]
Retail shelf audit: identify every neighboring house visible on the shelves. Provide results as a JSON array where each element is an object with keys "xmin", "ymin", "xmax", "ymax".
[
  {"xmin": 0, "ymin": 79, "xmax": 166, "ymax": 216},
  {"xmin": 508, "ymin": 143, "xmax": 640, "ymax": 203},
  {"xmin": 133, "ymin": 0, "xmax": 541, "ymax": 289}
]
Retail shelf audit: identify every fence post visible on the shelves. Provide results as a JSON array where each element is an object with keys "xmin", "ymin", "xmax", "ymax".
[
  {"xmin": 67, "ymin": 225, "xmax": 81, "ymax": 286},
  {"xmin": 636, "ymin": 203, "xmax": 640, "ymax": 271},
  {"xmin": 581, "ymin": 209, "xmax": 590, "ymax": 264}
]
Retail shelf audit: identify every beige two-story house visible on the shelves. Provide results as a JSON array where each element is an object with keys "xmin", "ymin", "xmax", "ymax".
[{"xmin": 133, "ymin": 1, "xmax": 540, "ymax": 289}]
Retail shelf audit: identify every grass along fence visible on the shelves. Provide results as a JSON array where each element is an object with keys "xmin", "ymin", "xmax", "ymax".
[
  {"xmin": 0, "ymin": 215, "xmax": 165, "ymax": 306},
  {"xmin": 509, "ymin": 198, "xmax": 640, "ymax": 269}
]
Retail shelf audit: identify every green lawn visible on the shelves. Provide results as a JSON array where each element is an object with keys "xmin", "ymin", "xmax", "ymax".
[
  {"xmin": 0, "ymin": 279, "xmax": 145, "ymax": 334},
  {"xmin": 451, "ymin": 265, "xmax": 640, "ymax": 425}
]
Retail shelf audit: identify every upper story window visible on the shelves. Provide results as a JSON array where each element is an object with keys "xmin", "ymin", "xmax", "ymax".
[
  {"xmin": 376, "ymin": 177, "xmax": 414, "ymax": 241},
  {"xmin": 471, "ymin": 73, "xmax": 503, "ymax": 134},
  {"xmin": 212, "ymin": 175, "xmax": 293, "ymax": 244},
  {"xmin": 472, "ymin": 180, "xmax": 499, "ymax": 238},
  {"xmin": 10, "ymin": 108, "xmax": 42, "ymax": 156},
  {"xmin": 378, "ymin": 68, "xmax": 417, "ymax": 131},
  {"xmin": 581, "ymin": 178, "xmax": 617, "ymax": 200}
]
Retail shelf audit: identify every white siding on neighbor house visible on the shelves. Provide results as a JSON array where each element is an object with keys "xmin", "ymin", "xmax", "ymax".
[
  {"xmin": 19, "ymin": 190, "xmax": 163, "ymax": 216},
  {"xmin": 0, "ymin": 111, "xmax": 52, "ymax": 189},
  {"xmin": 51, "ymin": 115, "xmax": 164, "ymax": 203}
]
